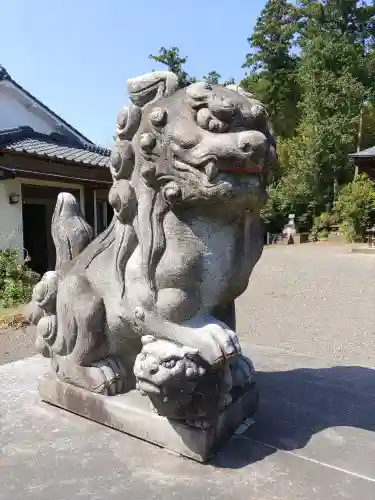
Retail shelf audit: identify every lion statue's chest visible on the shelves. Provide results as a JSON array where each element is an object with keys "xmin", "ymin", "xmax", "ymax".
[{"xmin": 125, "ymin": 211, "xmax": 240, "ymax": 319}]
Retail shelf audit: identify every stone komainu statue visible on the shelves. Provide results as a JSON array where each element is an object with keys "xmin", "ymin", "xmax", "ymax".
[{"xmin": 29, "ymin": 72, "xmax": 275, "ymax": 427}]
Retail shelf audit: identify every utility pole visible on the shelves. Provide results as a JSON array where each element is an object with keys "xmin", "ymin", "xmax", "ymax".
[
  {"xmin": 355, "ymin": 106, "xmax": 364, "ymax": 179},
  {"xmin": 355, "ymin": 19, "xmax": 366, "ymax": 180}
]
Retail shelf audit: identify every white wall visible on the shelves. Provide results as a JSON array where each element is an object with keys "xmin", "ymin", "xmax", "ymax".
[
  {"xmin": 0, "ymin": 86, "xmax": 56, "ymax": 135},
  {"xmin": 0, "ymin": 179, "xmax": 23, "ymax": 256}
]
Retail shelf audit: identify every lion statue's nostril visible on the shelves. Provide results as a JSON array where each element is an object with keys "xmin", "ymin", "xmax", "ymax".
[
  {"xmin": 237, "ymin": 131, "xmax": 268, "ymax": 158},
  {"xmin": 240, "ymin": 141, "xmax": 253, "ymax": 153},
  {"xmin": 149, "ymin": 363, "xmax": 159, "ymax": 375},
  {"xmin": 238, "ymin": 135, "xmax": 254, "ymax": 154}
]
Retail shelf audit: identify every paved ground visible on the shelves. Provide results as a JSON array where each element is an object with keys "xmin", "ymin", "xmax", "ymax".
[
  {"xmin": 2, "ymin": 243, "xmax": 374, "ymax": 366},
  {"xmin": 0, "ymin": 326, "xmax": 35, "ymax": 365},
  {"xmin": 238, "ymin": 243, "xmax": 375, "ymax": 366},
  {"xmin": 2, "ymin": 345, "xmax": 374, "ymax": 499},
  {"xmin": 1, "ymin": 243, "xmax": 374, "ymax": 499}
]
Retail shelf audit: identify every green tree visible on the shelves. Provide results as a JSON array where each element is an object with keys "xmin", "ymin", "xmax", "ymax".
[
  {"xmin": 150, "ymin": 46, "xmax": 236, "ymax": 88},
  {"xmin": 223, "ymin": 77, "xmax": 236, "ymax": 86},
  {"xmin": 241, "ymin": 0, "xmax": 300, "ymax": 138},
  {"xmin": 202, "ymin": 72, "xmax": 236, "ymax": 86},
  {"xmin": 149, "ymin": 46, "xmax": 196, "ymax": 88},
  {"xmin": 360, "ymin": 102, "xmax": 375, "ymax": 151},
  {"xmin": 292, "ymin": 0, "xmax": 373, "ymax": 210},
  {"xmin": 267, "ymin": 0, "xmax": 375, "ymax": 225},
  {"xmin": 203, "ymin": 71, "xmax": 221, "ymax": 85}
]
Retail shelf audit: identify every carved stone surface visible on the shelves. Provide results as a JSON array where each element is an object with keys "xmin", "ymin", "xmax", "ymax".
[
  {"xmin": 38, "ymin": 372, "xmax": 259, "ymax": 462},
  {"xmin": 29, "ymin": 71, "xmax": 275, "ymax": 457}
]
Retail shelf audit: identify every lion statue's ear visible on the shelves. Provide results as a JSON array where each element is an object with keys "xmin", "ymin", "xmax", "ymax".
[{"xmin": 127, "ymin": 71, "xmax": 178, "ymax": 107}]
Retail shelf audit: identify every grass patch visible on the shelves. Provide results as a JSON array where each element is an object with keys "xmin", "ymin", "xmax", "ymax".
[{"xmin": 0, "ymin": 304, "xmax": 29, "ymax": 330}]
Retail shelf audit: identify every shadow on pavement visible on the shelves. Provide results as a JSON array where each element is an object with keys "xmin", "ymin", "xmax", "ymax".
[{"xmin": 211, "ymin": 365, "xmax": 375, "ymax": 469}]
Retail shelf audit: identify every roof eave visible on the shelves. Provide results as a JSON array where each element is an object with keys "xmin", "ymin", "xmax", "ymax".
[
  {"xmin": 0, "ymin": 78, "xmax": 94, "ymax": 145},
  {"xmin": 0, "ymin": 151, "xmax": 111, "ymax": 186},
  {"xmin": 349, "ymin": 154, "xmax": 375, "ymax": 159},
  {"xmin": 0, "ymin": 147, "xmax": 110, "ymax": 170}
]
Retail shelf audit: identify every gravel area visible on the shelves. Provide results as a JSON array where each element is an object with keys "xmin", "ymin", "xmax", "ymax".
[
  {"xmin": 237, "ymin": 243, "xmax": 375, "ymax": 366},
  {"xmin": 1, "ymin": 243, "xmax": 374, "ymax": 367},
  {"xmin": 0, "ymin": 326, "xmax": 36, "ymax": 365}
]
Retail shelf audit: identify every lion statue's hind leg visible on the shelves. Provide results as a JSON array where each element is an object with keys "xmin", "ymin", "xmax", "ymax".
[
  {"xmin": 53, "ymin": 274, "xmax": 127, "ymax": 395},
  {"xmin": 29, "ymin": 192, "xmax": 128, "ymax": 395}
]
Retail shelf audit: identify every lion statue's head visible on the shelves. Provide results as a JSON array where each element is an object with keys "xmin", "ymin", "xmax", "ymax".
[
  {"xmin": 109, "ymin": 73, "xmax": 275, "ymax": 216},
  {"xmin": 107, "ymin": 72, "xmax": 275, "ymax": 298}
]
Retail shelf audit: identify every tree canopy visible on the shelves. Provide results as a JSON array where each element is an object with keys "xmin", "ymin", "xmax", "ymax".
[
  {"xmin": 149, "ymin": 47, "xmax": 235, "ymax": 88},
  {"xmin": 150, "ymin": 0, "xmax": 375, "ymax": 240}
]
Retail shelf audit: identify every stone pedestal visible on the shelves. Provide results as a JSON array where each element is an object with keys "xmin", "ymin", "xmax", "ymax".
[{"xmin": 39, "ymin": 373, "xmax": 259, "ymax": 462}]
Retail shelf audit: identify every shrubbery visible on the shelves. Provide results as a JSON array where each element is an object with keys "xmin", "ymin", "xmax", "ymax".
[
  {"xmin": 333, "ymin": 174, "xmax": 375, "ymax": 243},
  {"xmin": 311, "ymin": 212, "xmax": 339, "ymax": 241},
  {"xmin": 0, "ymin": 249, "xmax": 40, "ymax": 308}
]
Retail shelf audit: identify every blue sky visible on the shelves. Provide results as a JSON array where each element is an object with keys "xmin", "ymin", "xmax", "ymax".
[{"xmin": 1, "ymin": 0, "xmax": 267, "ymax": 146}]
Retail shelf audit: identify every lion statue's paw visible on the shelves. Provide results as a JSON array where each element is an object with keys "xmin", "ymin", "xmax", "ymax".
[
  {"xmin": 91, "ymin": 357, "xmax": 127, "ymax": 396},
  {"xmin": 230, "ymin": 355, "xmax": 255, "ymax": 388}
]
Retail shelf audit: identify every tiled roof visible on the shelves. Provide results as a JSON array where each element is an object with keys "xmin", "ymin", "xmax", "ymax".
[
  {"xmin": 0, "ymin": 126, "xmax": 111, "ymax": 167},
  {"xmin": 0, "ymin": 64, "xmax": 94, "ymax": 145},
  {"xmin": 0, "ymin": 65, "xmax": 9, "ymax": 80},
  {"xmin": 349, "ymin": 146, "xmax": 375, "ymax": 158}
]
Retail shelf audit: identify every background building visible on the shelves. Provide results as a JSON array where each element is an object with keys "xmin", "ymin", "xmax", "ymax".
[{"xmin": 0, "ymin": 65, "xmax": 113, "ymax": 275}]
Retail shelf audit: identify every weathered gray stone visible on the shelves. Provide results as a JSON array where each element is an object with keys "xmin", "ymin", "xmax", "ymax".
[
  {"xmin": 28, "ymin": 72, "xmax": 276, "ymax": 457},
  {"xmin": 38, "ymin": 372, "xmax": 258, "ymax": 462}
]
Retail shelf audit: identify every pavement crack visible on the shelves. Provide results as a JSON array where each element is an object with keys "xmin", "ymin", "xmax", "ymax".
[{"xmin": 237, "ymin": 435, "xmax": 375, "ymax": 483}]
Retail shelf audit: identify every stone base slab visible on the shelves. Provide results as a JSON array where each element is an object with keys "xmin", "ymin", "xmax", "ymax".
[{"xmin": 38, "ymin": 373, "xmax": 259, "ymax": 462}]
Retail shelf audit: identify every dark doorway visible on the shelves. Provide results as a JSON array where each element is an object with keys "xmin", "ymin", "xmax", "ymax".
[
  {"xmin": 22, "ymin": 203, "xmax": 48, "ymax": 276},
  {"xmin": 21, "ymin": 184, "xmax": 81, "ymax": 275}
]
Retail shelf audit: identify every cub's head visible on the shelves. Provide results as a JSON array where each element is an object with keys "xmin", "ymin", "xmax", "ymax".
[{"xmin": 133, "ymin": 336, "xmax": 206, "ymax": 400}]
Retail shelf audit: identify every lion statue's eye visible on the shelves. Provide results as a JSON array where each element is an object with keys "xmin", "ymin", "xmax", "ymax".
[{"xmin": 161, "ymin": 358, "xmax": 177, "ymax": 369}]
